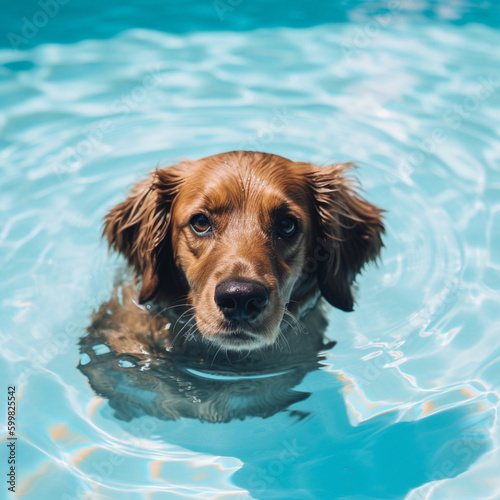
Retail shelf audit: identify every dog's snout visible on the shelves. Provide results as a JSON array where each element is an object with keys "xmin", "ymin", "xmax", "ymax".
[{"xmin": 215, "ymin": 280, "xmax": 269, "ymax": 321}]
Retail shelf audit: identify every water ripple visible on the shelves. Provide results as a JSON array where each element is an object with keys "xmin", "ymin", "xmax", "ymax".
[{"xmin": 1, "ymin": 18, "xmax": 499, "ymax": 500}]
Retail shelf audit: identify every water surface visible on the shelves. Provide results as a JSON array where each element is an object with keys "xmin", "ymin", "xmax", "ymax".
[{"xmin": 1, "ymin": 2, "xmax": 500, "ymax": 499}]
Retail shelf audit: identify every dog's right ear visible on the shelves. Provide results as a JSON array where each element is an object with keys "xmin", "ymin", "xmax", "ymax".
[{"xmin": 103, "ymin": 163, "xmax": 188, "ymax": 303}]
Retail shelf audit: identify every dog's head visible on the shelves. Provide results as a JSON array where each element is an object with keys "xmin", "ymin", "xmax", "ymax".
[{"xmin": 104, "ymin": 151, "xmax": 384, "ymax": 351}]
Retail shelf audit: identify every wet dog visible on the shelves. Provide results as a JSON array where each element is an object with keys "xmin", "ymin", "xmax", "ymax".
[
  {"xmin": 80, "ymin": 151, "xmax": 384, "ymax": 421},
  {"xmin": 102, "ymin": 151, "xmax": 384, "ymax": 353}
]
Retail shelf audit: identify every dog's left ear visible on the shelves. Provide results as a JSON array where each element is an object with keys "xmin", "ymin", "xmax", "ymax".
[{"xmin": 306, "ymin": 163, "xmax": 385, "ymax": 312}]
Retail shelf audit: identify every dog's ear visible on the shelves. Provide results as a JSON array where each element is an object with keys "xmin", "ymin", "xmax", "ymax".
[
  {"xmin": 103, "ymin": 163, "xmax": 188, "ymax": 303},
  {"xmin": 306, "ymin": 163, "xmax": 384, "ymax": 312}
]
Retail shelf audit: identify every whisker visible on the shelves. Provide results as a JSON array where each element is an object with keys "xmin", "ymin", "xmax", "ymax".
[
  {"xmin": 155, "ymin": 296, "xmax": 190, "ymax": 310},
  {"xmin": 280, "ymin": 318, "xmax": 296, "ymax": 339},
  {"xmin": 284, "ymin": 310, "xmax": 304, "ymax": 336},
  {"xmin": 237, "ymin": 349, "xmax": 252, "ymax": 362},
  {"xmin": 170, "ymin": 313, "xmax": 197, "ymax": 347},
  {"xmin": 150, "ymin": 296, "xmax": 192, "ymax": 319},
  {"xmin": 152, "ymin": 303, "xmax": 190, "ymax": 321},
  {"xmin": 171, "ymin": 306, "xmax": 196, "ymax": 332},
  {"xmin": 224, "ymin": 348, "xmax": 234, "ymax": 366},
  {"xmin": 278, "ymin": 330, "xmax": 291, "ymax": 354},
  {"xmin": 211, "ymin": 344, "xmax": 224, "ymax": 366}
]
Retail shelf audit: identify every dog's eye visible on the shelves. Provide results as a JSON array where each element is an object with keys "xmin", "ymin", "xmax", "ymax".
[
  {"xmin": 276, "ymin": 217, "xmax": 298, "ymax": 238},
  {"xmin": 190, "ymin": 214, "xmax": 212, "ymax": 235}
]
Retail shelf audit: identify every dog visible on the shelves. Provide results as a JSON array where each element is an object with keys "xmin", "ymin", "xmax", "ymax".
[
  {"xmin": 101, "ymin": 151, "xmax": 384, "ymax": 353},
  {"xmin": 80, "ymin": 151, "xmax": 383, "ymax": 421}
]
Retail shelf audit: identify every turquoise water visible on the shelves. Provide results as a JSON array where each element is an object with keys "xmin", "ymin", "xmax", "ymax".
[{"xmin": 1, "ymin": 1, "xmax": 500, "ymax": 498}]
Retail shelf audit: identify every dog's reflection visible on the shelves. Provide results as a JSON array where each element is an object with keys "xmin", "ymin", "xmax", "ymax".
[{"xmin": 79, "ymin": 280, "xmax": 335, "ymax": 423}]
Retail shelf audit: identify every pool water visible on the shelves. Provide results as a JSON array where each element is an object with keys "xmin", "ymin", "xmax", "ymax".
[{"xmin": 1, "ymin": 1, "xmax": 500, "ymax": 498}]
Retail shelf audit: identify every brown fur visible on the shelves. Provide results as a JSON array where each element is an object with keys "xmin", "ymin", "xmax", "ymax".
[{"xmin": 103, "ymin": 151, "xmax": 384, "ymax": 351}]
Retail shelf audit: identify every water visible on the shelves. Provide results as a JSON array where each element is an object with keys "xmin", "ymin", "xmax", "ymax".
[{"xmin": 1, "ymin": 1, "xmax": 500, "ymax": 498}]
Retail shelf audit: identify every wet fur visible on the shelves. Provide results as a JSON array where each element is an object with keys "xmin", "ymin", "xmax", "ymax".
[{"xmin": 101, "ymin": 151, "xmax": 384, "ymax": 352}]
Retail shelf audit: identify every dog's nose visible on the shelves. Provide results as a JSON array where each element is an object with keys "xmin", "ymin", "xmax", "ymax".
[{"xmin": 215, "ymin": 280, "xmax": 269, "ymax": 321}]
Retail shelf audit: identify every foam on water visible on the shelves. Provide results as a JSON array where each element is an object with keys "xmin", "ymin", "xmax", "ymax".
[{"xmin": 1, "ymin": 14, "xmax": 500, "ymax": 500}]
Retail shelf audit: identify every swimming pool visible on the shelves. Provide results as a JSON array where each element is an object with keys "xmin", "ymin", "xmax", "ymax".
[{"xmin": 1, "ymin": 0, "xmax": 500, "ymax": 498}]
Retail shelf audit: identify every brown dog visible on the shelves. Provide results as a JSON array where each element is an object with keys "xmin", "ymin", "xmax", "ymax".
[{"xmin": 103, "ymin": 151, "xmax": 384, "ymax": 352}]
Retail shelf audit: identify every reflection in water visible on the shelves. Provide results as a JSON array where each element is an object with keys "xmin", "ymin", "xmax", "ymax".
[
  {"xmin": 78, "ymin": 280, "xmax": 495, "ymax": 499},
  {"xmin": 79, "ymin": 279, "xmax": 335, "ymax": 422}
]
